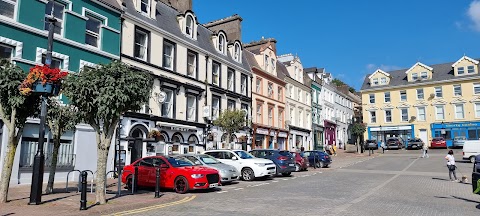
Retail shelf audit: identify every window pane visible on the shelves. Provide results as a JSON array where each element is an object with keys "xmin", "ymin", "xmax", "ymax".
[
  {"xmin": 86, "ymin": 15, "xmax": 101, "ymax": 34},
  {"xmin": 85, "ymin": 33, "xmax": 98, "ymax": 47},
  {"xmin": 474, "ymin": 84, "xmax": 480, "ymax": 94},
  {"xmin": 0, "ymin": 1, "xmax": 15, "ymax": 19},
  {"xmin": 141, "ymin": 0, "xmax": 149, "ymax": 13},
  {"xmin": 187, "ymin": 52, "xmax": 196, "ymax": 76},
  {"xmin": 163, "ymin": 43, "xmax": 173, "ymax": 69},
  {"xmin": 0, "ymin": 45, "xmax": 13, "ymax": 59}
]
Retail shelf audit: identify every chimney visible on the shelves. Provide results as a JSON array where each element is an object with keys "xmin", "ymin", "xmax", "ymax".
[
  {"xmin": 159, "ymin": 0, "xmax": 192, "ymax": 12},
  {"xmin": 204, "ymin": 14, "xmax": 243, "ymax": 41}
]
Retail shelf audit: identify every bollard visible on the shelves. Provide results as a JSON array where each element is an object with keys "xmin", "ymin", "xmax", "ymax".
[
  {"xmin": 313, "ymin": 155, "xmax": 316, "ymax": 169},
  {"xmin": 155, "ymin": 168, "xmax": 161, "ymax": 198},
  {"xmin": 79, "ymin": 171, "xmax": 87, "ymax": 210},
  {"xmin": 368, "ymin": 148, "xmax": 371, "ymax": 156},
  {"xmin": 133, "ymin": 166, "xmax": 139, "ymax": 193}
]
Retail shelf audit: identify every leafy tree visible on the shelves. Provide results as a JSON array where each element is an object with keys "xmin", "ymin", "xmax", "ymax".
[
  {"xmin": 0, "ymin": 59, "xmax": 40, "ymax": 203},
  {"xmin": 62, "ymin": 61, "xmax": 152, "ymax": 204},
  {"xmin": 213, "ymin": 109, "xmax": 246, "ymax": 149},
  {"xmin": 348, "ymin": 87, "xmax": 356, "ymax": 93},
  {"xmin": 331, "ymin": 78, "xmax": 346, "ymax": 87},
  {"xmin": 351, "ymin": 123, "xmax": 367, "ymax": 152},
  {"xmin": 45, "ymin": 100, "xmax": 80, "ymax": 194}
]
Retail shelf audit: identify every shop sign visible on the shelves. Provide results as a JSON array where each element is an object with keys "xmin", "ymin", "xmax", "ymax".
[
  {"xmin": 256, "ymin": 128, "xmax": 269, "ymax": 135},
  {"xmin": 278, "ymin": 132, "xmax": 288, "ymax": 138},
  {"xmin": 370, "ymin": 125, "xmax": 411, "ymax": 131},
  {"xmin": 444, "ymin": 122, "xmax": 480, "ymax": 128},
  {"xmin": 158, "ymin": 125, "xmax": 197, "ymax": 132}
]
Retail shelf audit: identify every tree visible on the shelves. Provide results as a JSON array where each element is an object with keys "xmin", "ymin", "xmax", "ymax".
[
  {"xmin": 0, "ymin": 59, "xmax": 40, "ymax": 203},
  {"xmin": 45, "ymin": 100, "xmax": 80, "ymax": 194},
  {"xmin": 348, "ymin": 87, "xmax": 356, "ymax": 93},
  {"xmin": 351, "ymin": 123, "xmax": 367, "ymax": 153},
  {"xmin": 213, "ymin": 109, "xmax": 246, "ymax": 149},
  {"xmin": 62, "ymin": 61, "xmax": 152, "ymax": 204},
  {"xmin": 331, "ymin": 78, "xmax": 346, "ymax": 87}
]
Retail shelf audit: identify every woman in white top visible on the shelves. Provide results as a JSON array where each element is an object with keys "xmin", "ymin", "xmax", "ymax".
[{"xmin": 445, "ymin": 150, "xmax": 458, "ymax": 182}]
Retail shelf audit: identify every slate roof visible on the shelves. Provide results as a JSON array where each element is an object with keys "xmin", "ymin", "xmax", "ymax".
[
  {"xmin": 122, "ymin": 0, "xmax": 251, "ymax": 72},
  {"xmin": 95, "ymin": 0, "xmax": 122, "ymax": 11},
  {"xmin": 243, "ymin": 50, "xmax": 260, "ymax": 69},
  {"xmin": 360, "ymin": 59, "xmax": 480, "ymax": 91}
]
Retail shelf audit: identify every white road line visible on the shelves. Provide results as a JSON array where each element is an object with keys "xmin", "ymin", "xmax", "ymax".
[
  {"xmin": 234, "ymin": 188, "xmax": 244, "ymax": 190},
  {"xmin": 217, "ymin": 191, "xmax": 228, "ymax": 194}
]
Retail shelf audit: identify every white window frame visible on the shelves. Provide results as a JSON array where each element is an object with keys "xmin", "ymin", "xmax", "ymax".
[
  {"xmin": 264, "ymin": 55, "xmax": 269, "ymax": 71},
  {"xmin": 0, "ymin": 43, "xmax": 14, "ymax": 60},
  {"xmin": 458, "ymin": 66, "xmax": 465, "ymax": 74},
  {"xmin": 84, "ymin": 13, "xmax": 102, "ymax": 48},
  {"xmin": 79, "ymin": 59, "xmax": 97, "ymax": 71},
  {"xmin": 370, "ymin": 111, "xmax": 376, "ymax": 123},
  {"xmin": 453, "ymin": 85, "xmax": 462, "ymax": 96},
  {"xmin": 163, "ymin": 41, "xmax": 175, "ymax": 70},
  {"xmin": 400, "ymin": 90, "xmax": 407, "ymax": 101},
  {"xmin": 187, "ymin": 51, "xmax": 196, "ymax": 78},
  {"xmin": 212, "ymin": 62, "xmax": 220, "ymax": 86},
  {"xmin": 218, "ymin": 34, "xmax": 225, "ymax": 54},
  {"xmin": 186, "ymin": 95, "xmax": 196, "ymax": 121},
  {"xmin": 185, "ymin": 15, "xmax": 194, "ymax": 38},
  {"xmin": 474, "ymin": 83, "xmax": 480, "ymax": 95},
  {"xmin": 421, "ymin": 71, "xmax": 427, "ymax": 79},
  {"xmin": 212, "ymin": 96, "xmax": 220, "ymax": 120},
  {"xmin": 44, "ymin": 0, "xmax": 70, "ymax": 36},
  {"xmin": 0, "ymin": 0, "xmax": 18, "ymax": 20},
  {"xmin": 227, "ymin": 69, "xmax": 235, "ymax": 91},
  {"xmin": 434, "ymin": 87, "xmax": 443, "ymax": 98},
  {"xmin": 372, "ymin": 78, "xmax": 378, "ymax": 85},
  {"xmin": 380, "ymin": 77, "xmax": 386, "ymax": 84},
  {"xmin": 412, "ymin": 73, "xmax": 418, "ymax": 81},
  {"xmin": 454, "ymin": 104, "xmax": 465, "ymax": 119},
  {"xmin": 385, "ymin": 109, "xmax": 392, "ymax": 123},
  {"xmin": 234, "ymin": 43, "xmax": 241, "ymax": 62},
  {"xmin": 384, "ymin": 92, "xmax": 391, "ymax": 103},
  {"xmin": 401, "ymin": 108, "xmax": 408, "ymax": 122},
  {"xmin": 268, "ymin": 107, "xmax": 273, "ymax": 126},
  {"xmin": 468, "ymin": 65, "xmax": 475, "ymax": 73},
  {"xmin": 35, "ymin": 47, "xmax": 69, "ymax": 70},
  {"xmin": 162, "ymin": 89, "xmax": 174, "ymax": 118},
  {"xmin": 257, "ymin": 103, "xmax": 263, "ymax": 123},
  {"xmin": 417, "ymin": 106, "xmax": 426, "ymax": 121},
  {"xmin": 475, "ymin": 103, "xmax": 480, "ymax": 118},
  {"xmin": 416, "ymin": 88, "xmax": 424, "ymax": 100},
  {"xmin": 140, "ymin": 0, "xmax": 150, "ymax": 16},
  {"xmin": 134, "ymin": 28, "xmax": 148, "ymax": 61},
  {"xmin": 435, "ymin": 105, "xmax": 445, "ymax": 120},
  {"xmin": 0, "ymin": 36, "xmax": 22, "ymax": 59},
  {"xmin": 369, "ymin": 94, "xmax": 375, "ymax": 104},
  {"xmin": 240, "ymin": 74, "xmax": 247, "ymax": 95}
]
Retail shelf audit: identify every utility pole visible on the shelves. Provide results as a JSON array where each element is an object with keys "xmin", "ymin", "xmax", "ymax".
[{"xmin": 29, "ymin": 2, "xmax": 56, "ymax": 205}]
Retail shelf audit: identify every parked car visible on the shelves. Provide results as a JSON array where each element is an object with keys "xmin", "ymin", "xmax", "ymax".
[
  {"xmin": 386, "ymin": 137, "xmax": 403, "ymax": 149},
  {"xmin": 250, "ymin": 149, "xmax": 296, "ymax": 176},
  {"xmin": 365, "ymin": 140, "xmax": 378, "ymax": 150},
  {"xmin": 121, "ymin": 156, "xmax": 220, "ymax": 194},
  {"xmin": 181, "ymin": 154, "xmax": 240, "ymax": 184},
  {"xmin": 304, "ymin": 150, "xmax": 332, "ymax": 168},
  {"xmin": 291, "ymin": 152, "xmax": 309, "ymax": 171},
  {"xmin": 452, "ymin": 136, "xmax": 467, "ymax": 148},
  {"xmin": 406, "ymin": 138, "xmax": 424, "ymax": 150},
  {"xmin": 430, "ymin": 137, "xmax": 447, "ymax": 149},
  {"xmin": 462, "ymin": 140, "xmax": 480, "ymax": 163},
  {"xmin": 204, "ymin": 150, "xmax": 276, "ymax": 181}
]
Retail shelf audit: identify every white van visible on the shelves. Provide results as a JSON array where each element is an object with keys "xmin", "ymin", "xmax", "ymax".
[{"xmin": 462, "ymin": 140, "xmax": 480, "ymax": 163}]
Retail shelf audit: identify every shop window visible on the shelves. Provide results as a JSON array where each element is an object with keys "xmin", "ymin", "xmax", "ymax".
[{"xmin": 468, "ymin": 130, "xmax": 477, "ymax": 140}]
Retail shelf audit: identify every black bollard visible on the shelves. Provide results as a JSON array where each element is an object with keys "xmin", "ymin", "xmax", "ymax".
[
  {"xmin": 313, "ymin": 154, "xmax": 316, "ymax": 169},
  {"xmin": 133, "ymin": 166, "xmax": 139, "ymax": 193},
  {"xmin": 155, "ymin": 168, "xmax": 161, "ymax": 198},
  {"xmin": 79, "ymin": 171, "xmax": 87, "ymax": 210}
]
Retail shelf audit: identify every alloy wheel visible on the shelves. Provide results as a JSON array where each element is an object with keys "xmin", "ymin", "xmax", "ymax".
[
  {"xmin": 175, "ymin": 177, "xmax": 189, "ymax": 194},
  {"xmin": 242, "ymin": 168, "xmax": 254, "ymax": 181}
]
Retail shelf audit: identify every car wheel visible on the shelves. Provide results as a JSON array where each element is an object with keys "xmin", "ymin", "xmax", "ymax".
[
  {"xmin": 282, "ymin": 172, "xmax": 291, "ymax": 177},
  {"xmin": 315, "ymin": 162, "xmax": 321, "ymax": 168},
  {"xmin": 125, "ymin": 175, "xmax": 132, "ymax": 190},
  {"xmin": 174, "ymin": 176, "xmax": 189, "ymax": 194},
  {"xmin": 242, "ymin": 168, "xmax": 254, "ymax": 181},
  {"xmin": 320, "ymin": 161, "xmax": 325, "ymax": 168},
  {"xmin": 470, "ymin": 156, "xmax": 476, "ymax": 163},
  {"xmin": 295, "ymin": 164, "xmax": 301, "ymax": 172}
]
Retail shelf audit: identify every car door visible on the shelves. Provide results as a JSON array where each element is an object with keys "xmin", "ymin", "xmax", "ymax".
[
  {"xmin": 153, "ymin": 158, "xmax": 169, "ymax": 188},
  {"xmin": 137, "ymin": 158, "xmax": 155, "ymax": 186}
]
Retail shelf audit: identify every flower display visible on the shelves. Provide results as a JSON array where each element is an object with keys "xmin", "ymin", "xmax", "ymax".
[
  {"xmin": 19, "ymin": 65, "xmax": 68, "ymax": 95},
  {"xmin": 148, "ymin": 130, "xmax": 162, "ymax": 141}
]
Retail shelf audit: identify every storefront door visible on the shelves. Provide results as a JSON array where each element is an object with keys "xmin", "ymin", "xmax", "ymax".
[{"xmin": 130, "ymin": 138, "xmax": 143, "ymax": 163}]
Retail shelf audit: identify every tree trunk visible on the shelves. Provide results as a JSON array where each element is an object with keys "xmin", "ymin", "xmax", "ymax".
[
  {"xmin": 45, "ymin": 134, "xmax": 61, "ymax": 194},
  {"xmin": 356, "ymin": 136, "xmax": 360, "ymax": 154},
  {"xmin": 95, "ymin": 136, "xmax": 112, "ymax": 204},
  {"xmin": 226, "ymin": 133, "xmax": 231, "ymax": 149},
  {"xmin": 0, "ymin": 129, "xmax": 19, "ymax": 203}
]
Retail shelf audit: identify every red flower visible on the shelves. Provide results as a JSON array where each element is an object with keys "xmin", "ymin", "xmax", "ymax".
[{"xmin": 19, "ymin": 64, "xmax": 68, "ymax": 95}]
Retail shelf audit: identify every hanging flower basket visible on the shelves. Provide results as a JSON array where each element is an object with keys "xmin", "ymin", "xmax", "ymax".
[
  {"xmin": 19, "ymin": 65, "xmax": 68, "ymax": 96},
  {"xmin": 238, "ymin": 135, "xmax": 247, "ymax": 143},
  {"xmin": 148, "ymin": 130, "xmax": 162, "ymax": 142}
]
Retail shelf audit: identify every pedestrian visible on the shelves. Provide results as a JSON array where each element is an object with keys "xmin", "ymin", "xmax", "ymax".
[
  {"xmin": 422, "ymin": 143, "xmax": 429, "ymax": 158},
  {"xmin": 445, "ymin": 150, "xmax": 458, "ymax": 182},
  {"xmin": 326, "ymin": 144, "xmax": 332, "ymax": 155},
  {"xmin": 381, "ymin": 141, "xmax": 386, "ymax": 154},
  {"xmin": 332, "ymin": 144, "xmax": 337, "ymax": 156}
]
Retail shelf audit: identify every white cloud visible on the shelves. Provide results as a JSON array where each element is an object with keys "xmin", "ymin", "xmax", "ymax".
[
  {"xmin": 467, "ymin": 0, "xmax": 480, "ymax": 31},
  {"xmin": 365, "ymin": 64, "xmax": 402, "ymax": 72}
]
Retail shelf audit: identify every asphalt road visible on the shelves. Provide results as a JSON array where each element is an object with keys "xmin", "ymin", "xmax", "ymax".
[{"xmin": 130, "ymin": 149, "xmax": 479, "ymax": 216}]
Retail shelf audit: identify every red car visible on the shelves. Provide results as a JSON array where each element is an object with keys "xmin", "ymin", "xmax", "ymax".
[
  {"xmin": 121, "ymin": 156, "xmax": 220, "ymax": 194},
  {"xmin": 291, "ymin": 152, "xmax": 309, "ymax": 171},
  {"xmin": 430, "ymin": 137, "xmax": 447, "ymax": 148}
]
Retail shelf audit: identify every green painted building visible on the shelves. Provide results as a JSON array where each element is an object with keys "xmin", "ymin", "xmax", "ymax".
[
  {"xmin": 305, "ymin": 67, "xmax": 325, "ymax": 150},
  {"xmin": 0, "ymin": 0, "xmax": 121, "ymax": 185}
]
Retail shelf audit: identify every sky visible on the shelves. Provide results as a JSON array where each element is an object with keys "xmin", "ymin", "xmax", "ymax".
[{"xmin": 193, "ymin": 0, "xmax": 480, "ymax": 90}]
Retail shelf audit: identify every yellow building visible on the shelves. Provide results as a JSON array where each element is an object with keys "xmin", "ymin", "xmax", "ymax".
[{"xmin": 360, "ymin": 55, "xmax": 480, "ymax": 147}]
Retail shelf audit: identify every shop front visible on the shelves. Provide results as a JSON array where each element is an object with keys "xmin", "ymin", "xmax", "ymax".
[
  {"xmin": 368, "ymin": 125, "xmax": 414, "ymax": 146},
  {"xmin": 313, "ymin": 124, "xmax": 324, "ymax": 150},
  {"xmin": 324, "ymin": 120, "xmax": 337, "ymax": 146},
  {"xmin": 253, "ymin": 127, "xmax": 269, "ymax": 149},
  {"xmin": 431, "ymin": 121, "xmax": 480, "ymax": 147},
  {"xmin": 156, "ymin": 122, "xmax": 204, "ymax": 155}
]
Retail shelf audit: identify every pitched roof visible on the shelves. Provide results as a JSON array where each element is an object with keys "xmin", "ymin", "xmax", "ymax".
[
  {"xmin": 360, "ymin": 59, "xmax": 480, "ymax": 91},
  {"xmin": 123, "ymin": 0, "xmax": 250, "ymax": 72},
  {"xmin": 94, "ymin": 0, "xmax": 122, "ymax": 11}
]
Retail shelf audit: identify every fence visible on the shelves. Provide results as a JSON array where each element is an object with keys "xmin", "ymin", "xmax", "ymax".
[{"xmin": 19, "ymin": 140, "xmax": 75, "ymax": 168}]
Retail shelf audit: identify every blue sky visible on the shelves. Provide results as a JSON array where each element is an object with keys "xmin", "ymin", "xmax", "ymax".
[{"xmin": 194, "ymin": 0, "xmax": 480, "ymax": 90}]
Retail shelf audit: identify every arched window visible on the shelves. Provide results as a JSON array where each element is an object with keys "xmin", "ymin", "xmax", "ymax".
[
  {"xmin": 172, "ymin": 133, "xmax": 184, "ymax": 143},
  {"xmin": 230, "ymin": 134, "xmax": 237, "ymax": 143},
  {"xmin": 218, "ymin": 34, "xmax": 225, "ymax": 53},
  {"xmin": 188, "ymin": 135, "xmax": 199, "ymax": 144},
  {"xmin": 186, "ymin": 15, "xmax": 194, "ymax": 37},
  {"xmin": 234, "ymin": 43, "xmax": 241, "ymax": 61}
]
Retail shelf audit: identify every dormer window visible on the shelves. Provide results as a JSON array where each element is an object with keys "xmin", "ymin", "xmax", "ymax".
[
  {"xmin": 412, "ymin": 73, "xmax": 418, "ymax": 81},
  {"xmin": 271, "ymin": 58, "xmax": 275, "ymax": 72},
  {"xmin": 186, "ymin": 15, "xmax": 193, "ymax": 37},
  {"xmin": 380, "ymin": 77, "xmax": 386, "ymax": 84},
  {"xmin": 372, "ymin": 78, "xmax": 378, "ymax": 85},
  {"xmin": 421, "ymin": 71, "xmax": 427, "ymax": 79},
  {"xmin": 265, "ymin": 55, "xmax": 269, "ymax": 71},
  {"xmin": 234, "ymin": 43, "xmax": 241, "ymax": 61},
  {"xmin": 458, "ymin": 67, "xmax": 464, "ymax": 75},
  {"xmin": 468, "ymin": 66, "xmax": 475, "ymax": 73},
  {"xmin": 218, "ymin": 34, "xmax": 225, "ymax": 53},
  {"xmin": 140, "ymin": 0, "xmax": 150, "ymax": 15}
]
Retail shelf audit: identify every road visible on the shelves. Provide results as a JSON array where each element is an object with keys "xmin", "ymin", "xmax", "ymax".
[{"xmin": 128, "ymin": 149, "xmax": 479, "ymax": 216}]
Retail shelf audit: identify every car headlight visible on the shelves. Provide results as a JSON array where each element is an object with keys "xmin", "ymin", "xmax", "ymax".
[
  {"xmin": 191, "ymin": 174, "xmax": 204, "ymax": 179},
  {"xmin": 255, "ymin": 163, "xmax": 266, "ymax": 167}
]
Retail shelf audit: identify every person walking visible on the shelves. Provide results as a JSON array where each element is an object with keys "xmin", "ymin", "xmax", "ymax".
[
  {"xmin": 445, "ymin": 150, "xmax": 458, "ymax": 182},
  {"xmin": 422, "ymin": 143, "xmax": 429, "ymax": 158},
  {"xmin": 381, "ymin": 141, "xmax": 386, "ymax": 154},
  {"xmin": 332, "ymin": 144, "xmax": 337, "ymax": 156}
]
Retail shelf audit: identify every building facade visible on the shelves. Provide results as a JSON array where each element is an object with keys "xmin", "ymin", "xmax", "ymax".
[
  {"xmin": 278, "ymin": 54, "xmax": 312, "ymax": 151},
  {"xmin": 244, "ymin": 39, "xmax": 288, "ymax": 150},
  {"xmin": 305, "ymin": 67, "xmax": 325, "ymax": 150},
  {"xmin": 120, "ymin": 0, "xmax": 251, "ymax": 165},
  {"xmin": 0, "ymin": 0, "xmax": 122, "ymax": 185},
  {"xmin": 361, "ymin": 55, "xmax": 480, "ymax": 147}
]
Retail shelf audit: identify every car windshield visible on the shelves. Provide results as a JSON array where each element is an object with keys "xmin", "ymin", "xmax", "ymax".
[
  {"xmin": 454, "ymin": 136, "xmax": 466, "ymax": 140},
  {"xmin": 198, "ymin": 155, "xmax": 220, "ymax": 164},
  {"xmin": 233, "ymin": 150, "xmax": 255, "ymax": 159},
  {"xmin": 167, "ymin": 157, "xmax": 195, "ymax": 167}
]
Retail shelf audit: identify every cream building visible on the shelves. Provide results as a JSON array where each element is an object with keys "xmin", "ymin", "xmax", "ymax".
[
  {"xmin": 361, "ymin": 55, "xmax": 480, "ymax": 148},
  {"xmin": 278, "ymin": 54, "xmax": 313, "ymax": 151},
  {"xmin": 119, "ymin": 0, "xmax": 251, "ymax": 164}
]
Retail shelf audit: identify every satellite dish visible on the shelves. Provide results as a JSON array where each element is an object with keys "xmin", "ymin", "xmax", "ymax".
[{"xmin": 157, "ymin": 91, "xmax": 167, "ymax": 104}]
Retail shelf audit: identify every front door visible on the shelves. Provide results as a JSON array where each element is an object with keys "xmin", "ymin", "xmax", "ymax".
[
  {"xmin": 131, "ymin": 138, "xmax": 143, "ymax": 164},
  {"xmin": 419, "ymin": 129, "xmax": 428, "ymax": 146}
]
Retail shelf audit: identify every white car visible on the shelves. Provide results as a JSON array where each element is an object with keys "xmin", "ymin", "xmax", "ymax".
[
  {"xmin": 204, "ymin": 149, "xmax": 276, "ymax": 181},
  {"xmin": 463, "ymin": 140, "xmax": 480, "ymax": 163}
]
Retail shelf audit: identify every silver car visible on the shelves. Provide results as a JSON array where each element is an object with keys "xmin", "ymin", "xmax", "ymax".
[
  {"xmin": 182, "ymin": 154, "xmax": 240, "ymax": 183},
  {"xmin": 453, "ymin": 136, "xmax": 466, "ymax": 148}
]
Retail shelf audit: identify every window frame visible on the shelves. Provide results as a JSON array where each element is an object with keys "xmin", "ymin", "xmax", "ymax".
[
  {"xmin": 0, "ymin": 0, "xmax": 17, "ymax": 20},
  {"xmin": 372, "ymin": 78, "xmax": 378, "ymax": 85},
  {"xmin": 400, "ymin": 90, "xmax": 407, "ymax": 101},
  {"xmin": 370, "ymin": 111, "xmax": 376, "ymax": 123},
  {"xmin": 385, "ymin": 109, "xmax": 392, "ymax": 123},
  {"xmin": 41, "ymin": 54, "xmax": 62, "ymax": 69},
  {"xmin": 84, "ymin": 11, "xmax": 104, "ymax": 48},
  {"xmin": 417, "ymin": 88, "xmax": 424, "ymax": 100},
  {"xmin": 474, "ymin": 83, "xmax": 480, "ymax": 95},
  {"xmin": 161, "ymin": 88, "xmax": 175, "ymax": 118},
  {"xmin": 185, "ymin": 15, "xmax": 194, "ymax": 38},
  {"xmin": 186, "ymin": 94, "xmax": 197, "ymax": 122},
  {"xmin": 454, "ymin": 103, "xmax": 465, "ymax": 119},
  {"xmin": 212, "ymin": 61, "xmax": 221, "ymax": 86},
  {"xmin": 420, "ymin": 71, "xmax": 427, "ymax": 79},
  {"xmin": 453, "ymin": 84, "xmax": 462, "ymax": 96},
  {"xmin": 458, "ymin": 66, "xmax": 465, "ymax": 74},
  {"xmin": 218, "ymin": 34, "xmax": 225, "ymax": 54},
  {"xmin": 186, "ymin": 50, "xmax": 198, "ymax": 78},
  {"xmin": 268, "ymin": 106, "xmax": 273, "ymax": 126},
  {"xmin": 417, "ymin": 106, "xmax": 426, "ymax": 121},
  {"xmin": 212, "ymin": 95, "xmax": 221, "ymax": 120},
  {"xmin": 234, "ymin": 43, "xmax": 241, "ymax": 62},
  {"xmin": 134, "ymin": 27, "xmax": 149, "ymax": 61},
  {"xmin": 384, "ymin": 92, "xmax": 391, "ymax": 103},
  {"xmin": 434, "ymin": 87, "xmax": 443, "ymax": 98},
  {"xmin": 256, "ymin": 77, "xmax": 262, "ymax": 94},
  {"xmin": 227, "ymin": 68, "xmax": 235, "ymax": 92},
  {"xmin": 401, "ymin": 108, "xmax": 408, "ymax": 122},
  {"xmin": 277, "ymin": 86, "xmax": 283, "ymax": 101},
  {"xmin": 468, "ymin": 65, "xmax": 475, "ymax": 74},
  {"xmin": 475, "ymin": 103, "xmax": 480, "ymax": 118},
  {"xmin": 44, "ymin": 0, "xmax": 67, "ymax": 36},
  {"xmin": 412, "ymin": 73, "xmax": 418, "ymax": 81},
  {"xmin": 264, "ymin": 55, "xmax": 269, "ymax": 71},
  {"xmin": 369, "ymin": 94, "xmax": 375, "ymax": 104},
  {"xmin": 0, "ymin": 43, "xmax": 14, "ymax": 60},
  {"xmin": 278, "ymin": 108, "xmax": 284, "ymax": 128},
  {"xmin": 240, "ymin": 74, "xmax": 248, "ymax": 96},
  {"xmin": 267, "ymin": 82, "xmax": 274, "ymax": 98},
  {"xmin": 256, "ymin": 102, "xmax": 263, "ymax": 124},
  {"xmin": 227, "ymin": 99, "xmax": 236, "ymax": 110},
  {"xmin": 435, "ymin": 105, "xmax": 445, "ymax": 120},
  {"xmin": 162, "ymin": 40, "xmax": 175, "ymax": 70},
  {"xmin": 380, "ymin": 77, "xmax": 386, "ymax": 84}
]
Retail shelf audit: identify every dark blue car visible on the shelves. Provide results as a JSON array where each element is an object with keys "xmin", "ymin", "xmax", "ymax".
[
  {"xmin": 250, "ymin": 149, "xmax": 296, "ymax": 176},
  {"xmin": 304, "ymin": 150, "xmax": 332, "ymax": 168}
]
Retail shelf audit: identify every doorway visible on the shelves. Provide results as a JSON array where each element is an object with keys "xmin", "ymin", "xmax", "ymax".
[
  {"xmin": 419, "ymin": 129, "xmax": 428, "ymax": 146},
  {"xmin": 129, "ymin": 125, "xmax": 147, "ymax": 163}
]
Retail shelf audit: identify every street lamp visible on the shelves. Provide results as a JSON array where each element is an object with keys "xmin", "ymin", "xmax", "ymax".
[
  {"xmin": 29, "ymin": 6, "xmax": 56, "ymax": 205},
  {"xmin": 441, "ymin": 121, "xmax": 446, "ymax": 139}
]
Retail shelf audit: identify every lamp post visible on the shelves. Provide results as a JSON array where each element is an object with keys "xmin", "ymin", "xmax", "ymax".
[
  {"xmin": 29, "ymin": 6, "xmax": 56, "ymax": 205},
  {"xmin": 441, "ymin": 121, "xmax": 446, "ymax": 139},
  {"xmin": 115, "ymin": 116, "xmax": 123, "ymax": 196}
]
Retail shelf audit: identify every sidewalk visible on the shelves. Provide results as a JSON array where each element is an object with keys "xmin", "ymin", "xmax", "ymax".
[{"xmin": 0, "ymin": 179, "xmax": 186, "ymax": 216}]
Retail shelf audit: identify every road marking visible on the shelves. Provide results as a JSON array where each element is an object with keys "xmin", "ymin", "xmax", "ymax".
[
  {"xmin": 107, "ymin": 196, "xmax": 196, "ymax": 216},
  {"xmin": 217, "ymin": 191, "xmax": 228, "ymax": 194},
  {"xmin": 234, "ymin": 188, "xmax": 244, "ymax": 190}
]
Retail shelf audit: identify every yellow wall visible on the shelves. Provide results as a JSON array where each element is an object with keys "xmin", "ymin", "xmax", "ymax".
[
  {"xmin": 406, "ymin": 64, "xmax": 432, "ymax": 82},
  {"xmin": 369, "ymin": 72, "xmax": 390, "ymax": 86}
]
